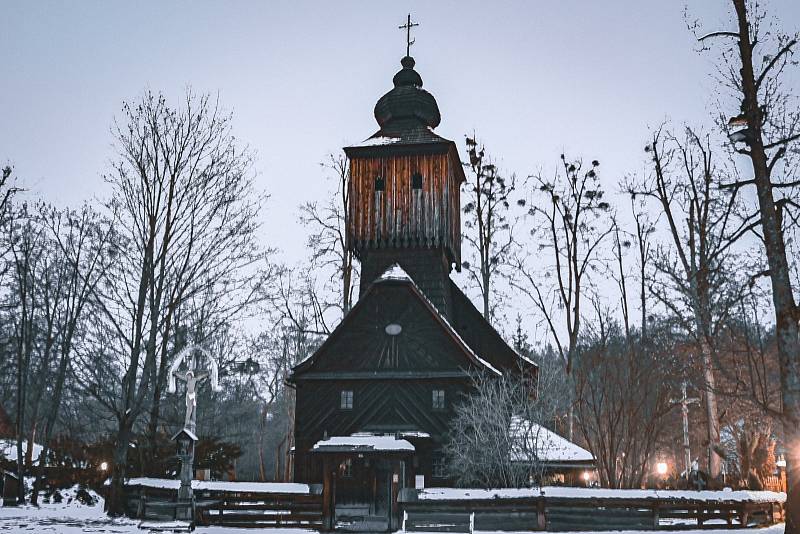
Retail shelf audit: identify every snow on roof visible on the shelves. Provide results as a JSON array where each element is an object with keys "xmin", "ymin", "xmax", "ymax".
[
  {"xmin": 514, "ymin": 350, "xmax": 538, "ymax": 368},
  {"xmin": 353, "ymin": 136, "xmax": 402, "ymax": 147},
  {"xmin": 435, "ymin": 308, "xmax": 501, "ymax": 376},
  {"xmin": 510, "ymin": 417, "xmax": 594, "ymax": 463},
  {"xmin": 379, "ymin": 263, "xmax": 413, "ymax": 281},
  {"xmin": 313, "ymin": 434, "xmax": 415, "ymax": 452},
  {"xmin": 399, "ymin": 431, "xmax": 431, "ymax": 439},
  {"xmin": 171, "ymin": 428, "xmax": 198, "ymax": 441},
  {"xmin": 417, "ymin": 486, "xmax": 786, "ymax": 503},
  {"xmin": 122, "ymin": 478, "xmax": 311, "ymax": 494},
  {"xmin": 0, "ymin": 439, "xmax": 43, "ymax": 463}
]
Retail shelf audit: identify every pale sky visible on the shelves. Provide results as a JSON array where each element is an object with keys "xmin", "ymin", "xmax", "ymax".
[{"xmin": 2, "ymin": 1, "xmax": 799, "ymax": 334}]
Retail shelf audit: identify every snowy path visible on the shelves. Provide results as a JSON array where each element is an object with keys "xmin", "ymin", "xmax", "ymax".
[
  {"xmin": 0, "ymin": 501, "xmax": 318, "ymax": 533},
  {"xmin": 0, "ymin": 492, "xmax": 787, "ymax": 534}
]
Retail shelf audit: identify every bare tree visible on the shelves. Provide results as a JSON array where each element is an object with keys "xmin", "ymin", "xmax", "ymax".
[
  {"xmin": 512, "ymin": 155, "xmax": 612, "ymax": 440},
  {"xmin": 461, "ymin": 136, "xmax": 516, "ymax": 322},
  {"xmin": 514, "ymin": 156, "xmax": 611, "ymax": 374},
  {"xmin": 5, "ymin": 203, "xmax": 46, "ymax": 503},
  {"xmin": 30, "ymin": 204, "xmax": 115, "ymax": 504},
  {"xmin": 0, "ymin": 165, "xmax": 20, "ymax": 228},
  {"xmin": 444, "ymin": 364, "xmax": 561, "ymax": 489},
  {"xmin": 573, "ymin": 201, "xmax": 678, "ymax": 489},
  {"xmin": 626, "ymin": 125, "xmax": 753, "ymax": 479},
  {"xmin": 574, "ymin": 315, "xmax": 679, "ymax": 489},
  {"xmin": 693, "ymin": 1, "xmax": 800, "ymax": 526},
  {"xmin": 299, "ymin": 152, "xmax": 357, "ymax": 319},
  {"xmin": 83, "ymin": 90, "xmax": 265, "ymax": 515}
]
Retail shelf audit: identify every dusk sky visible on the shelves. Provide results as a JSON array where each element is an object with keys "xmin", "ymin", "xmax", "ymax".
[{"xmin": 3, "ymin": 1, "xmax": 799, "ymax": 328}]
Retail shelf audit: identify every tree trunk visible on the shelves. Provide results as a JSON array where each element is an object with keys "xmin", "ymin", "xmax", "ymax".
[
  {"xmin": 342, "ymin": 256, "xmax": 352, "ymax": 314},
  {"xmin": 106, "ymin": 418, "xmax": 133, "ymax": 516},
  {"xmin": 482, "ymin": 267, "xmax": 490, "ymax": 322},
  {"xmin": 700, "ymin": 340, "xmax": 721, "ymax": 479},
  {"xmin": 15, "ymin": 305, "xmax": 29, "ymax": 505},
  {"xmin": 31, "ymin": 333, "xmax": 74, "ymax": 506},
  {"xmin": 731, "ymin": 0, "xmax": 800, "ymax": 530},
  {"xmin": 145, "ymin": 332, "xmax": 172, "ymax": 476}
]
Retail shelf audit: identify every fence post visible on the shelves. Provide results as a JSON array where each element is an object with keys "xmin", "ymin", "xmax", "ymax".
[
  {"xmin": 537, "ymin": 497, "xmax": 546, "ymax": 530},
  {"xmin": 739, "ymin": 503, "xmax": 749, "ymax": 528},
  {"xmin": 322, "ymin": 459, "xmax": 334, "ymax": 531},
  {"xmin": 652, "ymin": 500, "xmax": 660, "ymax": 530}
]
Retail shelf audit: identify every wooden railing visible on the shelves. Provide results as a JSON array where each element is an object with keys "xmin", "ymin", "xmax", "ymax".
[{"xmin": 399, "ymin": 488, "xmax": 785, "ymax": 532}]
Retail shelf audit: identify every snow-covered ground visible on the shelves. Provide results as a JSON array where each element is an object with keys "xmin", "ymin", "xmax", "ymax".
[
  {"xmin": 0, "ymin": 485, "xmax": 317, "ymax": 533},
  {"xmin": 0, "ymin": 486, "xmax": 787, "ymax": 533}
]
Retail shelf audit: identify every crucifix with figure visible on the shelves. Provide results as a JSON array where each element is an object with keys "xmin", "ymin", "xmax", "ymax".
[
  {"xmin": 168, "ymin": 345, "xmax": 221, "ymax": 435},
  {"xmin": 399, "ymin": 13, "xmax": 419, "ymax": 57},
  {"xmin": 167, "ymin": 345, "xmax": 220, "ymax": 511}
]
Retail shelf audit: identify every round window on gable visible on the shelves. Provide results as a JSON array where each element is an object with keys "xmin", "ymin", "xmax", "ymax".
[
  {"xmin": 385, "ymin": 323, "xmax": 402, "ymax": 336},
  {"xmin": 375, "ymin": 175, "xmax": 385, "ymax": 191},
  {"xmin": 411, "ymin": 172, "xmax": 423, "ymax": 190}
]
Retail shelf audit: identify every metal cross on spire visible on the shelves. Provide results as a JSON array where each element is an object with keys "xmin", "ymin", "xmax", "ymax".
[{"xmin": 399, "ymin": 13, "xmax": 419, "ymax": 57}]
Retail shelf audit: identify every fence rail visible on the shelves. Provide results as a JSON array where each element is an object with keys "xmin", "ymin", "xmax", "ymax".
[
  {"xmin": 400, "ymin": 490, "xmax": 785, "ymax": 532},
  {"xmin": 197, "ymin": 491, "xmax": 323, "ymax": 529},
  {"xmin": 122, "ymin": 479, "xmax": 323, "ymax": 529}
]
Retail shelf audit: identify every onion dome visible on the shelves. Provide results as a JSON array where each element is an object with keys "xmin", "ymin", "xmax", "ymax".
[{"xmin": 374, "ymin": 56, "xmax": 441, "ymax": 130}]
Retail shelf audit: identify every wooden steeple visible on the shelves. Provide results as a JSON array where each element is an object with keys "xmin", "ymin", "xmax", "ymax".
[{"xmin": 344, "ymin": 55, "xmax": 465, "ymax": 316}]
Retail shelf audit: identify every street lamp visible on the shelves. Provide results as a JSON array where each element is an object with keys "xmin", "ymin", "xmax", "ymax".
[
  {"xmin": 727, "ymin": 114, "xmax": 754, "ymax": 146},
  {"xmin": 99, "ymin": 461, "xmax": 108, "ymax": 472},
  {"xmin": 656, "ymin": 462, "xmax": 668, "ymax": 476}
]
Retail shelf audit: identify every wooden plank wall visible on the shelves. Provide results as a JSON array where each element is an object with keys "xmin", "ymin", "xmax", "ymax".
[{"xmin": 348, "ymin": 153, "xmax": 460, "ymax": 265}]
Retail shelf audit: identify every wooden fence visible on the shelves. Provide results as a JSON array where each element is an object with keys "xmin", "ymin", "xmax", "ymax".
[
  {"xmin": 400, "ymin": 489, "xmax": 785, "ymax": 532},
  {"xmin": 122, "ymin": 479, "xmax": 324, "ymax": 529},
  {"xmin": 764, "ymin": 474, "xmax": 787, "ymax": 494},
  {"xmin": 197, "ymin": 491, "xmax": 323, "ymax": 529}
]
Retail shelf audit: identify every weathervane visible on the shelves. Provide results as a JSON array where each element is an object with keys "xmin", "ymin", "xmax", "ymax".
[{"xmin": 399, "ymin": 13, "xmax": 419, "ymax": 57}]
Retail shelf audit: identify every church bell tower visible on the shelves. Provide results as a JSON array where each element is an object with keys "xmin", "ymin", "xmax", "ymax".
[{"xmin": 343, "ymin": 53, "xmax": 465, "ymax": 317}]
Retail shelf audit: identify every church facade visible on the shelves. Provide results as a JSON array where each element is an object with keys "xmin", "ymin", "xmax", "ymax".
[{"xmin": 287, "ymin": 53, "xmax": 536, "ymax": 530}]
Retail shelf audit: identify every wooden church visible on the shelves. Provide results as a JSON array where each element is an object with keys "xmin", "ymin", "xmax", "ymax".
[{"xmin": 287, "ymin": 50, "xmax": 537, "ymax": 529}]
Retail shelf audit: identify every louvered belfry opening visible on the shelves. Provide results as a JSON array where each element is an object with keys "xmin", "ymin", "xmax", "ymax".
[{"xmin": 343, "ymin": 55, "xmax": 466, "ymax": 314}]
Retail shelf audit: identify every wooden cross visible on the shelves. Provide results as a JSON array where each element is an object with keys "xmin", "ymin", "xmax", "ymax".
[
  {"xmin": 672, "ymin": 383, "xmax": 700, "ymax": 480},
  {"xmin": 399, "ymin": 13, "xmax": 419, "ymax": 57}
]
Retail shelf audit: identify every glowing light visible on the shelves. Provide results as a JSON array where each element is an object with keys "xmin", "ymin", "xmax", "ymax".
[
  {"xmin": 656, "ymin": 462, "xmax": 668, "ymax": 475},
  {"xmin": 100, "ymin": 461, "xmax": 109, "ymax": 471},
  {"xmin": 582, "ymin": 471, "xmax": 591, "ymax": 481}
]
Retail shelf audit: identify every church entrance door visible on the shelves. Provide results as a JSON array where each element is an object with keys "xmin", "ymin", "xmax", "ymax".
[{"xmin": 332, "ymin": 456, "xmax": 397, "ymax": 532}]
